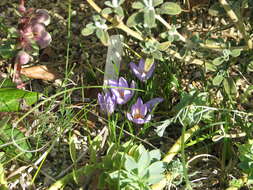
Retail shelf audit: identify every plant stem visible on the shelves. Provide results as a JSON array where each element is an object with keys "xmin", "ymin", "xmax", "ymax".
[
  {"xmin": 85, "ymin": 0, "xmax": 208, "ymax": 65},
  {"xmin": 219, "ymin": 0, "xmax": 252, "ymax": 49},
  {"xmin": 151, "ymin": 125, "xmax": 200, "ymax": 190},
  {"xmin": 181, "ymin": 123, "xmax": 192, "ymax": 190}
]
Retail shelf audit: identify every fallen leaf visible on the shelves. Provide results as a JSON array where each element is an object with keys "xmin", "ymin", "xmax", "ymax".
[{"xmin": 20, "ymin": 65, "xmax": 60, "ymax": 81}]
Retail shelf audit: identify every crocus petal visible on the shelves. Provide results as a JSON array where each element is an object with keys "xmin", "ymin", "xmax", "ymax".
[
  {"xmin": 107, "ymin": 96, "xmax": 116, "ymax": 114},
  {"xmin": 127, "ymin": 112, "xmax": 134, "ymax": 121},
  {"xmin": 118, "ymin": 77, "xmax": 128, "ymax": 88},
  {"xmin": 109, "ymin": 78, "xmax": 135, "ymax": 105},
  {"xmin": 132, "ymin": 114, "xmax": 151, "ymax": 125},
  {"xmin": 108, "ymin": 79, "xmax": 118, "ymax": 87},
  {"xmin": 98, "ymin": 93, "xmax": 106, "ymax": 111},
  {"xmin": 138, "ymin": 59, "xmax": 145, "ymax": 70},
  {"xmin": 140, "ymin": 104, "xmax": 148, "ymax": 117},
  {"xmin": 15, "ymin": 51, "xmax": 30, "ymax": 65},
  {"xmin": 145, "ymin": 62, "xmax": 155, "ymax": 80},
  {"xmin": 34, "ymin": 9, "xmax": 51, "ymax": 26},
  {"xmin": 130, "ymin": 62, "xmax": 140, "ymax": 76},
  {"xmin": 130, "ymin": 80, "xmax": 136, "ymax": 89},
  {"xmin": 146, "ymin": 98, "xmax": 163, "ymax": 111},
  {"xmin": 132, "ymin": 118, "xmax": 146, "ymax": 124},
  {"xmin": 98, "ymin": 92, "xmax": 116, "ymax": 114}
]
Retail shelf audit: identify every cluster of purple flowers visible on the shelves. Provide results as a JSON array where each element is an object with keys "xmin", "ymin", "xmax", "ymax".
[
  {"xmin": 14, "ymin": 0, "xmax": 51, "ymax": 88},
  {"xmin": 98, "ymin": 59, "xmax": 163, "ymax": 124}
]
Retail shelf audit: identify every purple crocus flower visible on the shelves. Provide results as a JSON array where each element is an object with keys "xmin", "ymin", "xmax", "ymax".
[
  {"xmin": 97, "ymin": 91, "xmax": 116, "ymax": 115},
  {"xmin": 108, "ymin": 77, "xmax": 136, "ymax": 105},
  {"xmin": 127, "ymin": 97, "xmax": 163, "ymax": 124},
  {"xmin": 129, "ymin": 59, "xmax": 155, "ymax": 82}
]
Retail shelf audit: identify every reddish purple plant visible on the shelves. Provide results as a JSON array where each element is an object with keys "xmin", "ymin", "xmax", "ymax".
[{"xmin": 13, "ymin": 0, "xmax": 51, "ymax": 88}]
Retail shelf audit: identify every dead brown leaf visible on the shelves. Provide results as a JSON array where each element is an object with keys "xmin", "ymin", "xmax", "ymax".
[{"xmin": 20, "ymin": 65, "xmax": 60, "ymax": 81}]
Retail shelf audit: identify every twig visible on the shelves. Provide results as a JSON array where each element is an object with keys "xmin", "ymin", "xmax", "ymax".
[
  {"xmin": 85, "ymin": 0, "xmax": 208, "ymax": 65},
  {"xmin": 219, "ymin": 0, "xmax": 252, "ymax": 49}
]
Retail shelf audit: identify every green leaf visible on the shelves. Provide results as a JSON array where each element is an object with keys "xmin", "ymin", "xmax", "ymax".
[
  {"xmin": 152, "ymin": 0, "xmax": 163, "ymax": 7},
  {"xmin": 147, "ymin": 161, "xmax": 165, "ymax": 175},
  {"xmin": 0, "ymin": 119, "xmax": 32, "ymax": 160},
  {"xmin": 144, "ymin": 8, "xmax": 156, "ymax": 28},
  {"xmin": 152, "ymin": 50, "xmax": 163, "ymax": 60},
  {"xmin": 223, "ymin": 78, "xmax": 237, "ymax": 97},
  {"xmin": 149, "ymin": 149, "xmax": 161, "ymax": 161},
  {"xmin": 247, "ymin": 61, "xmax": 253, "ymax": 72},
  {"xmin": 144, "ymin": 57, "xmax": 154, "ymax": 72},
  {"xmin": 114, "ymin": 7, "xmax": 124, "ymax": 17},
  {"xmin": 0, "ymin": 88, "xmax": 40, "ymax": 112},
  {"xmin": 104, "ymin": 1, "xmax": 113, "ymax": 7},
  {"xmin": 127, "ymin": 11, "xmax": 144, "ymax": 27},
  {"xmin": 137, "ymin": 147, "xmax": 150, "ymax": 175},
  {"xmin": 69, "ymin": 134, "xmax": 78, "ymax": 184},
  {"xmin": 96, "ymin": 28, "xmax": 110, "ymax": 46},
  {"xmin": 205, "ymin": 62, "xmax": 217, "ymax": 72},
  {"xmin": 0, "ymin": 78, "xmax": 16, "ymax": 88},
  {"xmin": 212, "ymin": 57, "xmax": 224, "ymax": 66},
  {"xmin": 212, "ymin": 74, "xmax": 224, "ymax": 86},
  {"xmin": 101, "ymin": 7, "xmax": 113, "ymax": 15},
  {"xmin": 0, "ymin": 163, "xmax": 8, "ymax": 190},
  {"xmin": 158, "ymin": 41, "xmax": 171, "ymax": 51},
  {"xmin": 81, "ymin": 24, "xmax": 95, "ymax": 36},
  {"xmin": 0, "ymin": 43, "xmax": 15, "ymax": 59},
  {"xmin": 125, "ymin": 155, "xmax": 138, "ymax": 172},
  {"xmin": 132, "ymin": 1, "xmax": 145, "ymax": 9},
  {"xmin": 230, "ymin": 49, "xmax": 241, "ymax": 57},
  {"xmin": 147, "ymin": 161, "xmax": 165, "ymax": 184},
  {"xmin": 157, "ymin": 2, "xmax": 182, "ymax": 15}
]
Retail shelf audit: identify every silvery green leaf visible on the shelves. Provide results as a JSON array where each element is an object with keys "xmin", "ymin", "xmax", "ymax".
[
  {"xmin": 101, "ymin": 7, "xmax": 113, "ymax": 14},
  {"xmin": 127, "ymin": 11, "xmax": 144, "ymax": 27},
  {"xmin": 147, "ymin": 173, "xmax": 164, "ymax": 185},
  {"xmin": 119, "ymin": 0, "xmax": 125, "ymax": 5},
  {"xmin": 115, "ymin": 6, "xmax": 124, "ymax": 17},
  {"xmin": 223, "ymin": 77, "xmax": 237, "ymax": 97},
  {"xmin": 149, "ymin": 149, "xmax": 161, "ymax": 161},
  {"xmin": 152, "ymin": 0, "xmax": 163, "ymax": 7},
  {"xmin": 155, "ymin": 119, "xmax": 172, "ymax": 136},
  {"xmin": 230, "ymin": 49, "xmax": 241, "ymax": 57},
  {"xmin": 247, "ymin": 61, "xmax": 253, "ymax": 72},
  {"xmin": 96, "ymin": 28, "xmax": 110, "ymax": 46},
  {"xmin": 104, "ymin": 1, "xmax": 113, "ymax": 7},
  {"xmin": 144, "ymin": 8, "xmax": 156, "ymax": 28},
  {"xmin": 152, "ymin": 50, "xmax": 163, "ymax": 60},
  {"xmin": 137, "ymin": 147, "xmax": 151, "ymax": 175},
  {"xmin": 212, "ymin": 57, "xmax": 224, "ymax": 66},
  {"xmin": 125, "ymin": 155, "xmax": 138, "ymax": 172},
  {"xmin": 81, "ymin": 24, "xmax": 95, "ymax": 36},
  {"xmin": 212, "ymin": 74, "xmax": 224, "ymax": 86},
  {"xmin": 132, "ymin": 1, "xmax": 145, "ymax": 9},
  {"xmin": 147, "ymin": 161, "xmax": 165, "ymax": 175},
  {"xmin": 157, "ymin": 2, "xmax": 182, "ymax": 15}
]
